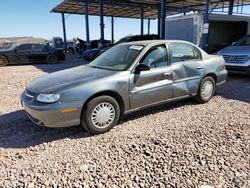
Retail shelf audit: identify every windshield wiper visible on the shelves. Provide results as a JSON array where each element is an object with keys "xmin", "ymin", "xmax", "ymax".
[
  {"xmin": 88, "ymin": 65, "xmax": 109, "ymax": 70},
  {"xmin": 88, "ymin": 64, "xmax": 121, "ymax": 71}
]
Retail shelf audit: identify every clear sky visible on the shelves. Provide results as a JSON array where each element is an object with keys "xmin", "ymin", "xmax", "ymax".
[
  {"xmin": 0, "ymin": 0, "xmax": 157, "ymax": 42},
  {"xmin": 1, "ymin": 1, "xmax": 250, "ymax": 42}
]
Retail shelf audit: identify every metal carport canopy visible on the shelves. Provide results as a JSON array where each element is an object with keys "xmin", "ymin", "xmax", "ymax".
[
  {"xmin": 51, "ymin": 0, "xmax": 250, "ymax": 19},
  {"xmin": 52, "ymin": 0, "xmax": 250, "ymax": 51}
]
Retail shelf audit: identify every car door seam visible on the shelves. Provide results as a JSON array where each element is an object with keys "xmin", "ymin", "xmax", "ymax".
[{"xmin": 174, "ymin": 76, "xmax": 200, "ymax": 83}]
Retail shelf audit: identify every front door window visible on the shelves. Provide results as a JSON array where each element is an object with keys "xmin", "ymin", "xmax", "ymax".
[{"xmin": 141, "ymin": 45, "xmax": 168, "ymax": 69}]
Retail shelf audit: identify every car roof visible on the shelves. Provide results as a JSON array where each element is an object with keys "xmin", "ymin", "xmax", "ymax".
[
  {"xmin": 17, "ymin": 43, "xmax": 45, "ymax": 45},
  {"xmin": 120, "ymin": 34, "xmax": 158, "ymax": 39},
  {"xmin": 119, "ymin": 40, "xmax": 195, "ymax": 46}
]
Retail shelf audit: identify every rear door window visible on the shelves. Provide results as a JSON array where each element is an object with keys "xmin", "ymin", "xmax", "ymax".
[
  {"xmin": 169, "ymin": 43, "xmax": 202, "ymax": 64},
  {"xmin": 33, "ymin": 44, "xmax": 44, "ymax": 51},
  {"xmin": 17, "ymin": 44, "xmax": 32, "ymax": 52}
]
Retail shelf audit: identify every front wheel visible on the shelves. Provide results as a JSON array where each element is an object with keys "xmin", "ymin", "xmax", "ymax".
[
  {"xmin": 0, "ymin": 55, "xmax": 8, "ymax": 66},
  {"xmin": 47, "ymin": 54, "xmax": 57, "ymax": 64},
  {"xmin": 195, "ymin": 77, "xmax": 215, "ymax": 103},
  {"xmin": 81, "ymin": 96, "xmax": 120, "ymax": 134}
]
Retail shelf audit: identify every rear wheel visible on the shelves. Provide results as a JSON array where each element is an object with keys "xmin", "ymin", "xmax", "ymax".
[
  {"xmin": 195, "ymin": 76, "xmax": 215, "ymax": 103},
  {"xmin": 47, "ymin": 54, "xmax": 57, "ymax": 64},
  {"xmin": 0, "ymin": 55, "xmax": 8, "ymax": 66},
  {"xmin": 81, "ymin": 96, "xmax": 120, "ymax": 134}
]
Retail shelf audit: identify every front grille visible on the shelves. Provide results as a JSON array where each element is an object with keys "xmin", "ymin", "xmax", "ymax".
[{"xmin": 223, "ymin": 55, "xmax": 248, "ymax": 64}]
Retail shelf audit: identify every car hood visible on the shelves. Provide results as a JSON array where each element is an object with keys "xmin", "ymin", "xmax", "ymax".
[
  {"xmin": 0, "ymin": 49, "xmax": 11, "ymax": 52},
  {"xmin": 219, "ymin": 45, "xmax": 250, "ymax": 55},
  {"xmin": 27, "ymin": 65, "xmax": 116, "ymax": 94}
]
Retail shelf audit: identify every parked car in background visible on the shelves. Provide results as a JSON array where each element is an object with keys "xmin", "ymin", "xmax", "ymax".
[
  {"xmin": 65, "ymin": 41, "xmax": 75, "ymax": 54},
  {"xmin": 82, "ymin": 43, "xmax": 112, "ymax": 61},
  {"xmin": 75, "ymin": 39, "xmax": 111, "ymax": 56},
  {"xmin": 21, "ymin": 40, "xmax": 227, "ymax": 134},
  {"xmin": 0, "ymin": 41, "xmax": 14, "ymax": 50},
  {"xmin": 218, "ymin": 35, "xmax": 250, "ymax": 74},
  {"xmin": 75, "ymin": 37, "xmax": 86, "ymax": 54},
  {"xmin": 0, "ymin": 43, "xmax": 65, "ymax": 66},
  {"xmin": 51, "ymin": 37, "xmax": 64, "ymax": 50},
  {"xmin": 83, "ymin": 34, "xmax": 159, "ymax": 61}
]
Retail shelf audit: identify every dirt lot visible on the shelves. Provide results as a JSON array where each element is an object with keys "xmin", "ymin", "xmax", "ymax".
[{"xmin": 0, "ymin": 58, "xmax": 249, "ymax": 187}]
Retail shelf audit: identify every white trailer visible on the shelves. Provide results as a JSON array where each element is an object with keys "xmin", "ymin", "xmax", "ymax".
[{"xmin": 165, "ymin": 13, "xmax": 250, "ymax": 53}]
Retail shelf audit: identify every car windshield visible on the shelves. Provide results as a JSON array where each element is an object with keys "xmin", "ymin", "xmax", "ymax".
[
  {"xmin": 88, "ymin": 44, "xmax": 143, "ymax": 71},
  {"xmin": 235, "ymin": 35, "xmax": 250, "ymax": 46}
]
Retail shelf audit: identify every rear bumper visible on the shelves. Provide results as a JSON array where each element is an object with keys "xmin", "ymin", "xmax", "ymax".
[{"xmin": 21, "ymin": 92, "xmax": 82, "ymax": 128}]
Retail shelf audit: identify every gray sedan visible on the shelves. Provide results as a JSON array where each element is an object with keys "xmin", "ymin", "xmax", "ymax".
[{"xmin": 21, "ymin": 40, "xmax": 227, "ymax": 134}]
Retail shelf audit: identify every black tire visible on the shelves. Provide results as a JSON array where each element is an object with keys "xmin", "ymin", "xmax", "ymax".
[
  {"xmin": 47, "ymin": 54, "xmax": 57, "ymax": 64},
  {"xmin": 195, "ymin": 76, "xmax": 215, "ymax": 103},
  {"xmin": 0, "ymin": 55, "xmax": 8, "ymax": 66},
  {"xmin": 81, "ymin": 96, "xmax": 120, "ymax": 134}
]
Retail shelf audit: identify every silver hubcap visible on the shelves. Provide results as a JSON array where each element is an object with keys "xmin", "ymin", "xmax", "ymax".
[
  {"xmin": 91, "ymin": 102, "xmax": 115, "ymax": 129},
  {"xmin": 201, "ymin": 80, "xmax": 214, "ymax": 100},
  {"xmin": 0, "ymin": 56, "xmax": 7, "ymax": 65}
]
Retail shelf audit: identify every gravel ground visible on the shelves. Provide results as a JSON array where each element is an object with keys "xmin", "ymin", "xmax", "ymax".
[{"xmin": 0, "ymin": 59, "xmax": 249, "ymax": 188}]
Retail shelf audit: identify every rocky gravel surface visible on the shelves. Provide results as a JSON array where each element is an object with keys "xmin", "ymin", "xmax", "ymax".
[{"xmin": 0, "ymin": 61, "xmax": 249, "ymax": 188}]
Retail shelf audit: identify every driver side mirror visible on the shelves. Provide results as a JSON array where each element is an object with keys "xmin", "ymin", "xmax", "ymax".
[{"xmin": 135, "ymin": 64, "xmax": 150, "ymax": 73}]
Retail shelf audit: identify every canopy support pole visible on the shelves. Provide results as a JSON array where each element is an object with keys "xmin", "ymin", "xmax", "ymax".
[
  {"xmin": 61, "ymin": 13, "xmax": 67, "ymax": 52},
  {"xmin": 160, "ymin": 0, "xmax": 166, "ymax": 39},
  {"xmin": 111, "ymin": 16, "xmax": 114, "ymax": 43},
  {"xmin": 202, "ymin": 0, "xmax": 210, "ymax": 50},
  {"xmin": 158, "ymin": 7, "xmax": 160, "ymax": 36},
  {"xmin": 148, "ymin": 19, "xmax": 150, "ymax": 34},
  {"xmin": 228, "ymin": 0, "xmax": 234, "ymax": 15},
  {"xmin": 85, "ymin": 0, "xmax": 90, "ymax": 50},
  {"xmin": 100, "ymin": 0, "xmax": 105, "ymax": 45},
  {"xmin": 141, "ymin": 6, "xmax": 144, "ymax": 35}
]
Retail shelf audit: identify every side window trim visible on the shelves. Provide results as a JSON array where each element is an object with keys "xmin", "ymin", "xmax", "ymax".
[{"xmin": 192, "ymin": 46, "xmax": 203, "ymax": 60}]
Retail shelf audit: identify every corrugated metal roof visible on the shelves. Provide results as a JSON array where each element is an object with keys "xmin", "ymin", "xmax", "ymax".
[{"xmin": 51, "ymin": 0, "xmax": 250, "ymax": 19}]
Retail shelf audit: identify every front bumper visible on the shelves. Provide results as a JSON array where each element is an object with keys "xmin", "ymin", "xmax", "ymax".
[
  {"xmin": 225, "ymin": 65, "xmax": 250, "ymax": 74},
  {"xmin": 21, "ymin": 92, "xmax": 82, "ymax": 128}
]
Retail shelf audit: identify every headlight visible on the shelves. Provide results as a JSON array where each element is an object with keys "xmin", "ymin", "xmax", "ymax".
[{"xmin": 37, "ymin": 94, "xmax": 60, "ymax": 103}]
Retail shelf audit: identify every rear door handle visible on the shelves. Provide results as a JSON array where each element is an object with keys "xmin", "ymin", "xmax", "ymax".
[{"xmin": 197, "ymin": 66, "xmax": 204, "ymax": 70}]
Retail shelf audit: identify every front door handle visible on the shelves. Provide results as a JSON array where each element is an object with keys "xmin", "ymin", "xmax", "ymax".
[{"xmin": 163, "ymin": 72, "xmax": 172, "ymax": 79}]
